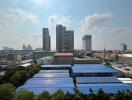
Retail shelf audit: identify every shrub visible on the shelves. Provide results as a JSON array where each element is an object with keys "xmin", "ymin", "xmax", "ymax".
[
  {"xmin": 0, "ymin": 83, "xmax": 16, "ymax": 100},
  {"xmin": 15, "ymin": 89, "xmax": 34, "ymax": 100}
]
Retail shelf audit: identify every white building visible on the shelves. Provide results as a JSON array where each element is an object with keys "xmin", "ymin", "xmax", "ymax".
[{"xmin": 82, "ymin": 35, "xmax": 92, "ymax": 52}]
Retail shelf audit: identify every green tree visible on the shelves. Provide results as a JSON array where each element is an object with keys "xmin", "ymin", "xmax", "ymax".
[
  {"xmin": 35, "ymin": 91, "xmax": 50, "ymax": 100},
  {"xmin": 115, "ymin": 90, "xmax": 128, "ymax": 100},
  {"xmin": 2, "ymin": 70, "xmax": 16, "ymax": 83},
  {"xmin": 15, "ymin": 89, "xmax": 34, "ymax": 100},
  {"xmin": 97, "ymin": 88, "xmax": 107, "ymax": 100},
  {"xmin": 65, "ymin": 92, "xmax": 74, "ymax": 100},
  {"xmin": 51, "ymin": 90, "xmax": 65, "ymax": 100},
  {"xmin": 28, "ymin": 67, "xmax": 39, "ymax": 78},
  {"xmin": 0, "ymin": 83, "xmax": 16, "ymax": 100},
  {"xmin": 74, "ymin": 89, "xmax": 83, "ymax": 100},
  {"xmin": 87, "ymin": 88, "xmax": 96, "ymax": 100},
  {"xmin": 9, "ymin": 71, "xmax": 27, "ymax": 87}
]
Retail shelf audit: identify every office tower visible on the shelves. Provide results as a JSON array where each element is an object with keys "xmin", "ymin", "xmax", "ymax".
[
  {"xmin": 56, "ymin": 25, "xmax": 74, "ymax": 52},
  {"xmin": 120, "ymin": 43, "xmax": 127, "ymax": 52},
  {"xmin": 82, "ymin": 35, "xmax": 92, "ymax": 52},
  {"xmin": 56, "ymin": 25, "xmax": 66, "ymax": 52},
  {"xmin": 64, "ymin": 30, "xmax": 74, "ymax": 51},
  {"xmin": 42, "ymin": 28, "xmax": 50, "ymax": 51}
]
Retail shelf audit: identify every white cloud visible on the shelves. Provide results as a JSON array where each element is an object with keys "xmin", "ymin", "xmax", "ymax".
[
  {"xmin": 48, "ymin": 15, "xmax": 71, "ymax": 28},
  {"xmin": 29, "ymin": 0, "xmax": 45, "ymax": 5},
  {"xmin": 75, "ymin": 13, "xmax": 132, "ymax": 50},
  {"xmin": 80, "ymin": 12, "xmax": 113, "ymax": 34},
  {"xmin": 0, "ymin": 8, "xmax": 39, "ymax": 24},
  {"xmin": 0, "ymin": 8, "xmax": 39, "ymax": 49},
  {"xmin": 10, "ymin": 8, "xmax": 39, "ymax": 23},
  {"xmin": 35, "ymin": 0, "xmax": 44, "ymax": 4}
]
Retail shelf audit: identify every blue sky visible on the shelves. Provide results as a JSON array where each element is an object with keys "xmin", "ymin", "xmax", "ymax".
[{"xmin": 0, "ymin": 0, "xmax": 132, "ymax": 50}]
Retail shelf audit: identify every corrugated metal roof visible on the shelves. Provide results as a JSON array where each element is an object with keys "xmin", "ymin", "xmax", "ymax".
[
  {"xmin": 117, "ymin": 78, "xmax": 132, "ymax": 84},
  {"xmin": 77, "ymin": 83, "xmax": 132, "ymax": 94},
  {"xmin": 41, "ymin": 65, "xmax": 71, "ymax": 68},
  {"xmin": 39, "ymin": 70, "xmax": 69, "ymax": 73},
  {"xmin": 20, "ymin": 63, "xmax": 31, "ymax": 67},
  {"xmin": 72, "ymin": 64, "xmax": 116, "ymax": 73},
  {"xmin": 25, "ymin": 78, "xmax": 73, "ymax": 85},
  {"xmin": 40, "ymin": 65, "xmax": 72, "ymax": 70},
  {"xmin": 117, "ymin": 78, "xmax": 132, "ymax": 81},
  {"xmin": 26, "ymin": 77, "xmax": 73, "ymax": 80},
  {"xmin": 33, "ymin": 73, "xmax": 70, "ymax": 78},
  {"xmin": 76, "ymin": 77, "xmax": 121, "ymax": 84}
]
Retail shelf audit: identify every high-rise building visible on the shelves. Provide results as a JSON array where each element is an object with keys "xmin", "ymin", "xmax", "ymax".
[
  {"xmin": 56, "ymin": 25, "xmax": 74, "ymax": 52},
  {"xmin": 82, "ymin": 35, "xmax": 92, "ymax": 52},
  {"xmin": 64, "ymin": 30, "xmax": 74, "ymax": 51},
  {"xmin": 56, "ymin": 25, "xmax": 66, "ymax": 52},
  {"xmin": 42, "ymin": 28, "xmax": 50, "ymax": 51},
  {"xmin": 120, "ymin": 43, "xmax": 127, "ymax": 52}
]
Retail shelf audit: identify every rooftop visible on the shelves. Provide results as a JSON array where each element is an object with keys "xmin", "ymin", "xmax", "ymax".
[
  {"xmin": 77, "ymin": 83, "xmax": 132, "ymax": 94},
  {"xmin": 54, "ymin": 53, "xmax": 73, "ymax": 57},
  {"xmin": 72, "ymin": 64, "xmax": 117, "ymax": 73},
  {"xmin": 41, "ymin": 65, "xmax": 71, "ymax": 68},
  {"xmin": 39, "ymin": 70, "xmax": 69, "ymax": 73},
  {"xmin": 76, "ymin": 77, "xmax": 121, "ymax": 84},
  {"xmin": 33, "ymin": 73, "xmax": 70, "ymax": 78}
]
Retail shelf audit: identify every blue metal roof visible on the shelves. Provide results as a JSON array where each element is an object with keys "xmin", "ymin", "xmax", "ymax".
[
  {"xmin": 40, "ymin": 65, "xmax": 72, "ymax": 70},
  {"xmin": 25, "ymin": 78, "xmax": 73, "ymax": 85},
  {"xmin": 77, "ymin": 83, "xmax": 132, "ymax": 94},
  {"xmin": 27, "ymin": 77, "xmax": 73, "ymax": 80},
  {"xmin": 39, "ymin": 70, "xmax": 69, "ymax": 73},
  {"xmin": 76, "ymin": 77, "xmax": 122, "ymax": 84},
  {"xmin": 33, "ymin": 73, "xmax": 70, "ymax": 78},
  {"xmin": 72, "ymin": 64, "xmax": 116, "ymax": 73},
  {"xmin": 41, "ymin": 65, "xmax": 71, "ymax": 68}
]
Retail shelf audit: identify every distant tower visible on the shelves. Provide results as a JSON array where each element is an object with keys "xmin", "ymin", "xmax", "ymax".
[
  {"xmin": 120, "ymin": 43, "xmax": 127, "ymax": 52},
  {"xmin": 42, "ymin": 28, "xmax": 50, "ymax": 51},
  {"xmin": 82, "ymin": 35, "xmax": 92, "ymax": 52}
]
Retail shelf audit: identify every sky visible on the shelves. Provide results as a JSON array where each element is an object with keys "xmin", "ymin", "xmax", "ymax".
[{"xmin": 0, "ymin": 0, "xmax": 132, "ymax": 50}]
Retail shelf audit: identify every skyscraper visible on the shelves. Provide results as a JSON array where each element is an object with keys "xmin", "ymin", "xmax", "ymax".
[
  {"xmin": 42, "ymin": 28, "xmax": 50, "ymax": 51},
  {"xmin": 56, "ymin": 25, "xmax": 66, "ymax": 52},
  {"xmin": 64, "ymin": 30, "xmax": 74, "ymax": 51},
  {"xmin": 82, "ymin": 35, "xmax": 92, "ymax": 52},
  {"xmin": 56, "ymin": 25, "xmax": 74, "ymax": 52}
]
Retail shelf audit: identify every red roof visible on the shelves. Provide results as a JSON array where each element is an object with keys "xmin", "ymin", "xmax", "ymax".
[{"xmin": 54, "ymin": 53, "xmax": 73, "ymax": 57}]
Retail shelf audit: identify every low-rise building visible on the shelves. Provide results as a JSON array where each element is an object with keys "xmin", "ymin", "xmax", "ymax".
[{"xmin": 54, "ymin": 53, "xmax": 74, "ymax": 65}]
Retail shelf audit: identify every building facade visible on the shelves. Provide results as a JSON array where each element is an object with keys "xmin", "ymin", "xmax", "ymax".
[
  {"xmin": 82, "ymin": 35, "xmax": 92, "ymax": 52},
  {"xmin": 64, "ymin": 30, "xmax": 74, "ymax": 51},
  {"xmin": 56, "ymin": 25, "xmax": 74, "ymax": 52},
  {"xmin": 56, "ymin": 25, "xmax": 66, "ymax": 52},
  {"xmin": 120, "ymin": 43, "xmax": 127, "ymax": 52},
  {"xmin": 43, "ymin": 28, "xmax": 50, "ymax": 51}
]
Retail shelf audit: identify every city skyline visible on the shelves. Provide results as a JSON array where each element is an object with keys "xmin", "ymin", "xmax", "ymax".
[{"xmin": 0, "ymin": 0, "xmax": 132, "ymax": 50}]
